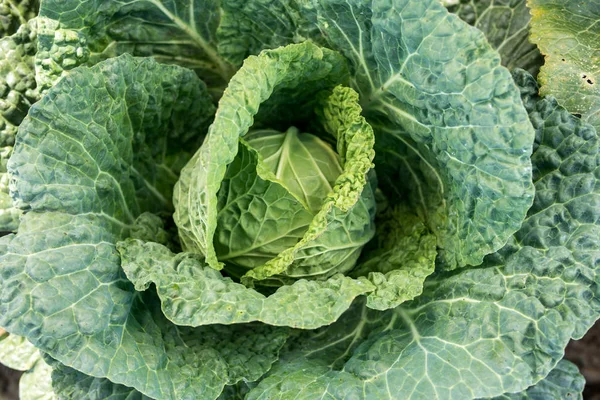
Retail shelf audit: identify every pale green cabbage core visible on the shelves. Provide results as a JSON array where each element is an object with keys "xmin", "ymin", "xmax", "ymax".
[
  {"xmin": 246, "ymin": 127, "xmax": 343, "ymax": 213},
  {"xmin": 213, "ymin": 127, "xmax": 346, "ymax": 275}
]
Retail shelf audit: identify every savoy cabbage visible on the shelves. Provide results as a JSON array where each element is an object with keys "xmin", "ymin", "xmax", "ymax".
[{"xmin": 0, "ymin": 0, "xmax": 596, "ymax": 399}]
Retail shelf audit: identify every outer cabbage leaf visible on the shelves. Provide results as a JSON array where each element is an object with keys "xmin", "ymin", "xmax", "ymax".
[
  {"xmin": 488, "ymin": 359, "xmax": 584, "ymax": 399},
  {"xmin": 0, "ymin": 55, "xmax": 290, "ymax": 399},
  {"xmin": 446, "ymin": 0, "xmax": 543, "ymax": 75},
  {"xmin": 300, "ymin": 0, "xmax": 535, "ymax": 270},
  {"xmin": 119, "ymin": 238, "xmax": 374, "ymax": 329},
  {"xmin": 528, "ymin": 0, "xmax": 600, "ymax": 132},
  {"xmin": 48, "ymin": 357, "xmax": 252, "ymax": 400},
  {"xmin": 49, "ymin": 357, "xmax": 149, "ymax": 400},
  {"xmin": 216, "ymin": 0, "xmax": 315, "ymax": 66},
  {"xmin": 36, "ymin": 0, "xmax": 235, "ymax": 94},
  {"xmin": 245, "ymin": 70, "xmax": 600, "ymax": 399}
]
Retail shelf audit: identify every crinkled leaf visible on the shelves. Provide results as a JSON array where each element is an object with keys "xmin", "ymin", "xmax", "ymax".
[
  {"xmin": 246, "ymin": 70, "xmax": 600, "ymax": 399},
  {"xmin": 0, "ymin": 21, "xmax": 39, "ymax": 232},
  {"xmin": 0, "ymin": 21, "xmax": 38, "ymax": 146},
  {"xmin": 0, "ymin": 146, "xmax": 20, "ymax": 231},
  {"xmin": 352, "ymin": 204, "xmax": 437, "ymax": 310},
  {"xmin": 446, "ymin": 0, "xmax": 543, "ymax": 75},
  {"xmin": 529, "ymin": 0, "xmax": 600, "ymax": 132},
  {"xmin": 0, "ymin": 55, "xmax": 285, "ymax": 400},
  {"xmin": 49, "ymin": 358, "xmax": 254, "ymax": 400},
  {"xmin": 118, "ymin": 238, "xmax": 374, "ymax": 329},
  {"xmin": 487, "ymin": 359, "xmax": 584, "ymax": 399},
  {"xmin": 9, "ymin": 55, "xmax": 214, "ymax": 217},
  {"xmin": 217, "ymin": 0, "xmax": 312, "ymax": 66},
  {"xmin": 0, "ymin": 0, "xmax": 37, "ymax": 38},
  {"xmin": 173, "ymin": 41, "xmax": 350, "ymax": 268},
  {"xmin": 0, "ymin": 332, "xmax": 39, "ymax": 371},
  {"xmin": 298, "ymin": 0, "xmax": 535, "ymax": 269},
  {"xmin": 1, "ymin": 217, "xmax": 286, "ymax": 400},
  {"xmin": 36, "ymin": 0, "xmax": 234, "ymax": 94}
]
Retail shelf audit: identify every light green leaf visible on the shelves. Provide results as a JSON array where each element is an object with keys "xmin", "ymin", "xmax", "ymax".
[
  {"xmin": 446, "ymin": 0, "xmax": 543, "ymax": 75},
  {"xmin": 36, "ymin": 0, "xmax": 235, "ymax": 93},
  {"xmin": 118, "ymin": 238, "xmax": 374, "ymax": 329},
  {"xmin": 246, "ymin": 128, "xmax": 343, "ymax": 215},
  {"xmin": 0, "ymin": 332, "xmax": 39, "ymax": 371},
  {"xmin": 240, "ymin": 85, "xmax": 377, "ymax": 284},
  {"xmin": 49, "ymin": 357, "xmax": 255, "ymax": 400},
  {"xmin": 487, "ymin": 359, "xmax": 584, "ymax": 400},
  {"xmin": 1, "ymin": 217, "xmax": 287, "ymax": 399},
  {"xmin": 246, "ymin": 69, "xmax": 600, "ymax": 399},
  {"xmin": 352, "ymin": 203, "xmax": 437, "ymax": 310},
  {"xmin": 173, "ymin": 41, "xmax": 350, "ymax": 269},
  {"xmin": 529, "ymin": 0, "xmax": 600, "ymax": 132},
  {"xmin": 0, "ymin": 146, "xmax": 20, "ymax": 231},
  {"xmin": 299, "ymin": 0, "xmax": 536, "ymax": 269},
  {"xmin": 19, "ymin": 357, "xmax": 56, "ymax": 400},
  {"xmin": 213, "ymin": 136, "xmax": 315, "ymax": 275},
  {"xmin": 0, "ymin": 55, "xmax": 285, "ymax": 399},
  {"xmin": 0, "ymin": 18, "xmax": 40, "ymax": 233}
]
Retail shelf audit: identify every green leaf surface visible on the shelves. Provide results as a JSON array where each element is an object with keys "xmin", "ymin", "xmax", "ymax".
[
  {"xmin": 217, "ymin": 0, "xmax": 310, "ymax": 66},
  {"xmin": 0, "ymin": 55, "xmax": 286, "ymax": 399},
  {"xmin": 49, "ymin": 357, "xmax": 149, "ymax": 400},
  {"xmin": 19, "ymin": 357, "xmax": 56, "ymax": 400},
  {"xmin": 352, "ymin": 203, "xmax": 437, "ymax": 310},
  {"xmin": 0, "ymin": 0, "xmax": 37, "ymax": 38},
  {"xmin": 118, "ymin": 238, "xmax": 374, "ymax": 329},
  {"xmin": 1, "ymin": 216, "xmax": 287, "ymax": 399},
  {"xmin": 36, "ymin": 0, "xmax": 235, "ymax": 94},
  {"xmin": 0, "ymin": 146, "xmax": 20, "ymax": 231},
  {"xmin": 529, "ymin": 0, "xmax": 600, "ymax": 132},
  {"xmin": 49, "ymin": 357, "xmax": 255, "ymax": 400},
  {"xmin": 9, "ymin": 54, "xmax": 214, "ymax": 217},
  {"xmin": 173, "ymin": 41, "xmax": 350, "ymax": 269},
  {"xmin": 446, "ymin": 0, "xmax": 543, "ymax": 75},
  {"xmin": 0, "ymin": 332, "xmax": 39, "ymax": 371},
  {"xmin": 299, "ymin": 0, "xmax": 536, "ymax": 269},
  {"xmin": 486, "ymin": 359, "xmax": 584, "ymax": 399},
  {"xmin": 246, "ymin": 69, "xmax": 600, "ymax": 399}
]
